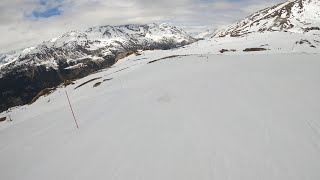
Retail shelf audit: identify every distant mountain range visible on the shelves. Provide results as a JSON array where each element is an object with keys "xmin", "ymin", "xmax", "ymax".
[{"xmin": 0, "ymin": 24, "xmax": 196, "ymax": 112}]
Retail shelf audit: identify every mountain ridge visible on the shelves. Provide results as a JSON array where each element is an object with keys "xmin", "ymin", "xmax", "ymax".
[
  {"xmin": 0, "ymin": 23, "xmax": 196, "ymax": 112},
  {"xmin": 215, "ymin": 0, "xmax": 320, "ymax": 37}
]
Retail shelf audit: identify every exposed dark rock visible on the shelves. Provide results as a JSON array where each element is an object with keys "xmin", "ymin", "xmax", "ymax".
[
  {"xmin": 93, "ymin": 82, "xmax": 102, "ymax": 87},
  {"xmin": 103, "ymin": 78, "xmax": 113, "ymax": 82},
  {"xmin": 243, "ymin": 48, "xmax": 268, "ymax": 52},
  {"xmin": 296, "ymin": 39, "xmax": 316, "ymax": 48},
  {"xmin": 220, "ymin": 49, "xmax": 236, "ymax": 53},
  {"xmin": 0, "ymin": 117, "xmax": 6, "ymax": 122},
  {"xmin": 0, "ymin": 65, "xmax": 63, "ymax": 112},
  {"xmin": 303, "ymin": 27, "xmax": 320, "ymax": 32}
]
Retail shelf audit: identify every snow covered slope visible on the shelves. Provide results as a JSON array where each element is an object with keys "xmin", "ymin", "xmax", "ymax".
[
  {"xmin": 0, "ymin": 50, "xmax": 20, "ymax": 67},
  {"xmin": 216, "ymin": 0, "xmax": 320, "ymax": 37},
  {"xmin": 1, "ymin": 51, "xmax": 320, "ymax": 180},
  {"xmin": 0, "ymin": 23, "xmax": 195, "ymax": 113},
  {"xmin": 0, "ymin": 47, "xmax": 35, "ymax": 67}
]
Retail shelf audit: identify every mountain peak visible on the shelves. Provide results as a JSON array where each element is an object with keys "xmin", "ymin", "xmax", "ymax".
[{"xmin": 215, "ymin": 0, "xmax": 320, "ymax": 37}]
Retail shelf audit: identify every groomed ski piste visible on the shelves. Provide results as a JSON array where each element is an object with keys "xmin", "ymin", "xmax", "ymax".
[{"xmin": 1, "ymin": 32, "xmax": 320, "ymax": 180}]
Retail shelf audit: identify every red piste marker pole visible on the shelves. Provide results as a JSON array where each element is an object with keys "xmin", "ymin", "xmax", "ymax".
[{"xmin": 65, "ymin": 91, "xmax": 79, "ymax": 129}]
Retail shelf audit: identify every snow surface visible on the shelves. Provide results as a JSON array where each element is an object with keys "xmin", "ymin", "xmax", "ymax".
[
  {"xmin": 148, "ymin": 31, "xmax": 320, "ymax": 55},
  {"xmin": 1, "ymin": 41, "xmax": 320, "ymax": 179},
  {"xmin": 0, "ymin": 47, "xmax": 35, "ymax": 68}
]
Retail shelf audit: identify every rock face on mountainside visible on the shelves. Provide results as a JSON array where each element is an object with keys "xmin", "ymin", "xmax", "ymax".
[
  {"xmin": 0, "ymin": 23, "xmax": 196, "ymax": 112},
  {"xmin": 215, "ymin": 0, "xmax": 320, "ymax": 37}
]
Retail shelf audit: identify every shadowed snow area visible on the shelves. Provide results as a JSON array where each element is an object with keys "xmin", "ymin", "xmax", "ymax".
[{"xmin": 1, "ymin": 51, "xmax": 320, "ymax": 179}]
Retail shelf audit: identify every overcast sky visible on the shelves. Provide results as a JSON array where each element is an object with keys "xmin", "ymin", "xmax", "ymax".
[{"xmin": 0, "ymin": 0, "xmax": 284, "ymax": 53}]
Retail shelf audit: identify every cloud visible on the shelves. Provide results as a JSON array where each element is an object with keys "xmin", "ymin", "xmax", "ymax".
[{"xmin": 0, "ymin": 0, "xmax": 285, "ymax": 53}]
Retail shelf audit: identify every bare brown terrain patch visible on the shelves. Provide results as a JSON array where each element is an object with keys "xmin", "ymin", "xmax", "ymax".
[
  {"xmin": 62, "ymin": 80, "xmax": 75, "ymax": 87},
  {"xmin": 115, "ymin": 50, "xmax": 141, "ymax": 61},
  {"xmin": 30, "ymin": 88, "xmax": 56, "ymax": 104}
]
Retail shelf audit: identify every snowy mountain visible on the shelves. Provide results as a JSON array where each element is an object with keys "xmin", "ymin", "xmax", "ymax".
[
  {"xmin": 180, "ymin": 26, "xmax": 217, "ymax": 39},
  {"xmin": 0, "ymin": 23, "xmax": 196, "ymax": 112},
  {"xmin": 1, "ymin": 23, "xmax": 194, "ymax": 70},
  {"xmin": 193, "ymin": 29, "xmax": 217, "ymax": 39},
  {"xmin": 0, "ymin": 51, "xmax": 18, "ymax": 66},
  {"xmin": 0, "ymin": 48, "xmax": 30, "ymax": 67},
  {"xmin": 215, "ymin": 0, "xmax": 320, "ymax": 37}
]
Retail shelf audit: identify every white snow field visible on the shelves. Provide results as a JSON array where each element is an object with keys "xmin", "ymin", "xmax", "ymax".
[{"xmin": 1, "ymin": 44, "xmax": 320, "ymax": 180}]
